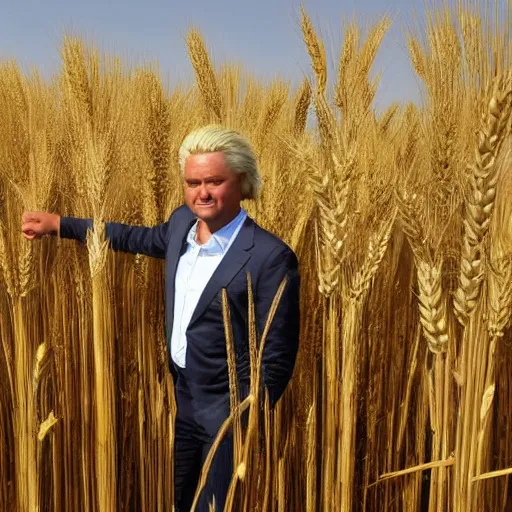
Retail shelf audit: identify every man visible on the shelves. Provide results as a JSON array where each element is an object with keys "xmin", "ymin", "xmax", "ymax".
[{"xmin": 22, "ymin": 125, "xmax": 300, "ymax": 511}]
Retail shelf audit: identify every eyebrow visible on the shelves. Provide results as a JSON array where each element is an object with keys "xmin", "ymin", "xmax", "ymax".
[{"xmin": 185, "ymin": 176, "xmax": 225, "ymax": 182}]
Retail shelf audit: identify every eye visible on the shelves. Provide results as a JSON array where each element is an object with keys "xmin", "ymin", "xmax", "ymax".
[{"xmin": 212, "ymin": 179, "xmax": 223, "ymax": 186}]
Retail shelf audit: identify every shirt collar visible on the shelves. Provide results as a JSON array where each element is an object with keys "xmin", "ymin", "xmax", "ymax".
[{"xmin": 187, "ymin": 208, "xmax": 247, "ymax": 254}]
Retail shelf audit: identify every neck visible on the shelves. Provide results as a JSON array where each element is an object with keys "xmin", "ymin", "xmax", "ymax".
[{"xmin": 196, "ymin": 208, "xmax": 241, "ymax": 244}]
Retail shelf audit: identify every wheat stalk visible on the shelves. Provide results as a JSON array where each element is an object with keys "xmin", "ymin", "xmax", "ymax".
[{"xmin": 86, "ymin": 219, "xmax": 117, "ymax": 511}]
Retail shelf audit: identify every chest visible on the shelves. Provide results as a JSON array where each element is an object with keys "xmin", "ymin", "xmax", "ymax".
[{"xmin": 177, "ymin": 239, "xmax": 225, "ymax": 278}]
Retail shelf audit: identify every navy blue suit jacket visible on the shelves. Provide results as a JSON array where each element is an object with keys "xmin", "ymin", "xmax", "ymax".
[{"xmin": 60, "ymin": 205, "xmax": 300, "ymax": 436}]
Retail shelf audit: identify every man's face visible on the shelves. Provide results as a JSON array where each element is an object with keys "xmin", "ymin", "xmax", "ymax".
[{"xmin": 183, "ymin": 151, "xmax": 243, "ymax": 227}]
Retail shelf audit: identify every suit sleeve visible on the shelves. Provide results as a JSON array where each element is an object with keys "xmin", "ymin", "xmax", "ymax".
[
  {"xmin": 59, "ymin": 215, "xmax": 172, "ymax": 259},
  {"xmin": 255, "ymin": 245, "xmax": 300, "ymax": 408}
]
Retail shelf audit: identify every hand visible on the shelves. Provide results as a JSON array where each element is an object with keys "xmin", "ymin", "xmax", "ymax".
[{"xmin": 21, "ymin": 212, "xmax": 60, "ymax": 240}]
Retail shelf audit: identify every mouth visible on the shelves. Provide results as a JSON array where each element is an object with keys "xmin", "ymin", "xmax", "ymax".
[{"xmin": 196, "ymin": 201, "xmax": 215, "ymax": 207}]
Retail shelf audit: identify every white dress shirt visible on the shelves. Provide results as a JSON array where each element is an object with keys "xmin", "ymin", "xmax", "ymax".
[{"xmin": 170, "ymin": 208, "xmax": 247, "ymax": 368}]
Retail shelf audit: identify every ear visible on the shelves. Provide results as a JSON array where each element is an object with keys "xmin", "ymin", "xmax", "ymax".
[{"xmin": 239, "ymin": 174, "xmax": 251, "ymax": 200}]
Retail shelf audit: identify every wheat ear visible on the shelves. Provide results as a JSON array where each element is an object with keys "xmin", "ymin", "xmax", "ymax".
[
  {"xmin": 349, "ymin": 211, "xmax": 396, "ymax": 301},
  {"xmin": 300, "ymin": 7, "xmax": 327, "ymax": 95},
  {"xmin": 187, "ymin": 29, "xmax": 223, "ymax": 122},
  {"xmin": 293, "ymin": 78, "xmax": 312, "ymax": 136},
  {"xmin": 454, "ymin": 89, "xmax": 512, "ymax": 325},
  {"xmin": 417, "ymin": 258, "xmax": 449, "ymax": 354},
  {"xmin": 309, "ymin": 152, "xmax": 354, "ymax": 297}
]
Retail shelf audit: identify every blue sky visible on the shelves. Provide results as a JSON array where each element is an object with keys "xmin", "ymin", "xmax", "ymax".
[{"xmin": 1, "ymin": 0, "xmax": 429, "ymax": 108}]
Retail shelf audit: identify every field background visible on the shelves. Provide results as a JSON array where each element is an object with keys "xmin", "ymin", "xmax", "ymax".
[{"xmin": 1, "ymin": 1, "xmax": 512, "ymax": 511}]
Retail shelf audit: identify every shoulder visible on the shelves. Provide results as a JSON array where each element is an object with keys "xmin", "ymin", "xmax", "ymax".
[
  {"xmin": 251, "ymin": 219, "xmax": 298, "ymax": 266},
  {"xmin": 168, "ymin": 204, "xmax": 195, "ymax": 225}
]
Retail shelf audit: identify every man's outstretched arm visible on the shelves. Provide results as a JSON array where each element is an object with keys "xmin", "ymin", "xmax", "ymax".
[{"xmin": 22, "ymin": 212, "xmax": 172, "ymax": 259}]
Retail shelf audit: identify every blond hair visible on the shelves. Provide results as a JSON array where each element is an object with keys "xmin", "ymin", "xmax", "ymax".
[{"xmin": 179, "ymin": 125, "xmax": 262, "ymax": 200}]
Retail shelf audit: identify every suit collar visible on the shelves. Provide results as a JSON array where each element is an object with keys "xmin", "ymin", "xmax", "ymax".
[
  {"xmin": 186, "ymin": 208, "xmax": 247, "ymax": 254},
  {"xmin": 227, "ymin": 214, "xmax": 255, "ymax": 251}
]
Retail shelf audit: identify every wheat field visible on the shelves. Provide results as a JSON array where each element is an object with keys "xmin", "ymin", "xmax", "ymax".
[{"xmin": 1, "ymin": 1, "xmax": 512, "ymax": 511}]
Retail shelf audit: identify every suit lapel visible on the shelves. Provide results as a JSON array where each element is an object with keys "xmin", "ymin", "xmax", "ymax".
[{"xmin": 188, "ymin": 216, "xmax": 255, "ymax": 326}]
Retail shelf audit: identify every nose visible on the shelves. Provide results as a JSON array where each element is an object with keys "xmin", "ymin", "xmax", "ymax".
[{"xmin": 199, "ymin": 184, "xmax": 210, "ymax": 199}]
